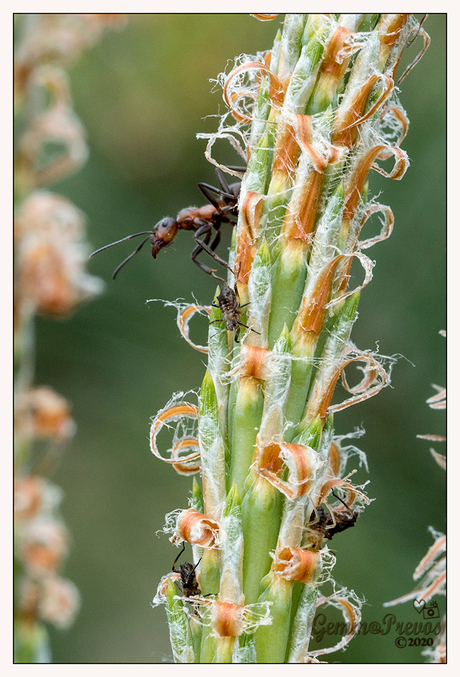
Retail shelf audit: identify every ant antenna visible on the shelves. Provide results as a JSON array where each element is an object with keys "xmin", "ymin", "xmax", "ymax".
[
  {"xmin": 172, "ymin": 543, "xmax": 186, "ymax": 571},
  {"xmin": 189, "ymin": 558, "xmax": 202, "ymax": 578},
  {"xmin": 111, "ymin": 236, "xmax": 151, "ymax": 279},
  {"xmin": 89, "ymin": 231, "xmax": 153, "ymax": 280},
  {"xmin": 89, "ymin": 231, "xmax": 153, "ymax": 258},
  {"xmin": 331, "ymin": 489, "xmax": 353, "ymax": 515}
]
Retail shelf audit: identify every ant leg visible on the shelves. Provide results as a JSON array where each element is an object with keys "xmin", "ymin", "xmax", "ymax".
[
  {"xmin": 191, "ymin": 230, "xmax": 225, "ymax": 282},
  {"xmin": 209, "ymin": 228, "xmax": 221, "ymax": 252},
  {"xmin": 198, "ymin": 182, "xmax": 238, "ymax": 207},
  {"xmin": 191, "ymin": 223, "xmax": 215, "ymax": 273},
  {"xmin": 197, "ymin": 183, "xmax": 221, "ymax": 210},
  {"xmin": 215, "ymin": 167, "xmax": 230, "ymax": 194},
  {"xmin": 225, "ymin": 165, "xmax": 247, "ymax": 173},
  {"xmin": 192, "ymin": 256, "xmax": 227, "ymax": 284},
  {"xmin": 112, "ymin": 235, "xmax": 151, "ymax": 280},
  {"xmin": 172, "ymin": 544, "xmax": 186, "ymax": 572},
  {"xmin": 192, "ymin": 223, "xmax": 233, "ymax": 274}
]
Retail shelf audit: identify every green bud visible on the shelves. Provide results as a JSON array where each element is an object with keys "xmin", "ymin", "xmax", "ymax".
[
  {"xmin": 199, "ymin": 370, "xmax": 226, "ymax": 514},
  {"xmin": 268, "ymin": 240, "xmax": 309, "ymax": 346},
  {"xmin": 254, "ymin": 572, "xmax": 292, "ymax": 663},
  {"xmin": 242, "ymin": 476, "xmax": 283, "ymax": 605},
  {"xmin": 229, "ymin": 377, "xmax": 264, "ymax": 497},
  {"xmin": 166, "ymin": 578, "xmax": 194, "ymax": 663},
  {"xmin": 292, "ymin": 414, "xmax": 323, "ymax": 448},
  {"xmin": 199, "ymin": 549, "xmax": 220, "ymax": 662},
  {"xmin": 287, "ymin": 585, "xmax": 319, "ymax": 662},
  {"xmin": 278, "ymin": 14, "xmax": 306, "ymax": 79}
]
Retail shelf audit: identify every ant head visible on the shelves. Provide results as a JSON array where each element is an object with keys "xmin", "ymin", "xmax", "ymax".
[{"xmin": 151, "ymin": 217, "xmax": 179, "ymax": 257}]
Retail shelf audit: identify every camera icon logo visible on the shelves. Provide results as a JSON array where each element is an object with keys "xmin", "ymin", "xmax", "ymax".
[
  {"xmin": 413, "ymin": 599, "xmax": 440, "ymax": 619},
  {"xmin": 423, "ymin": 601, "xmax": 440, "ymax": 619}
]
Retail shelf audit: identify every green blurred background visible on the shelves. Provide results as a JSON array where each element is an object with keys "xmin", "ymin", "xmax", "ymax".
[{"xmin": 30, "ymin": 15, "xmax": 446, "ymax": 663}]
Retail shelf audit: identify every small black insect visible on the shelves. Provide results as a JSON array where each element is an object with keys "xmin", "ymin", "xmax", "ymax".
[
  {"xmin": 89, "ymin": 168, "xmax": 241, "ymax": 280},
  {"xmin": 210, "ymin": 275, "xmax": 260, "ymax": 343},
  {"xmin": 172, "ymin": 543, "xmax": 202, "ymax": 600},
  {"xmin": 308, "ymin": 490, "xmax": 359, "ymax": 550}
]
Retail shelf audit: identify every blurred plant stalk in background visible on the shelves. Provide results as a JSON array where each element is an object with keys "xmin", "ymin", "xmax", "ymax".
[
  {"xmin": 151, "ymin": 13, "xmax": 431, "ymax": 663},
  {"xmin": 13, "ymin": 14, "xmax": 125, "ymax": 662},
  {"xmin": 384, "ymin": 330, "xmax": 446, "ymax": 663}
]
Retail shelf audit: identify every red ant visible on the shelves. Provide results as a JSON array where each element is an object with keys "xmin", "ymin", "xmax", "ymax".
[{"xmin": 90, "ymin": 168, "xmax": 241, "ymax": 280}]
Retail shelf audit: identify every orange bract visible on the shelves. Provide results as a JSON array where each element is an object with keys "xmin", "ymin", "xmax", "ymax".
[
  {"xmin": 171, "ymin": 508, "xmax": 220, "ymax": 548},
  {"xmin": 150, "ymin": 402, "xmax": 201, "ymax": 475}
]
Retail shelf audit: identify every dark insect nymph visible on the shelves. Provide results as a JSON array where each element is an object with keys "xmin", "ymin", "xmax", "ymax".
[
  {"xmin": 210, "ymin": 267, "xmax": 260, "ymax": 343},
  {"xmin": 89, "ymin": 168, "xmax": 241, "ymax": 279},
  {"xmin": 172, "ymin": 543, "xmax": 202, "ymax": 600},
  {"xmin": 308, "ymin": 490, "xmax": 359, "ymax": 550}
]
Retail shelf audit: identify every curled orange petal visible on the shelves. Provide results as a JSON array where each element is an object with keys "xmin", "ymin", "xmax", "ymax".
[
  {"xmin": 396, "ymin": 28, "xmax": 431, "ymax": 85},
  {"xmin": 294, "ymin": 115, "xmax": 328, "ymax": 173},
  {"xmin": 273, "ymin": 547, "xmax": 320, "ymax": 583},
  {"xmin": 251, "ymin": 14, "xmax": 279, "ymax": 21},
  {"xmin": 309, "ymin": 593, "xmax": 361, "ymax": 657},
  {"xmin": 417, "ymin": 434, "xmax": 446, "ymax": 442},
  {"xmin": 316, "ymin": 471, "xmax": 370, "ymax": 509},
  {"xmin": 256, "ymin": 442, "xmax": 317, "ymax": 500},
  {"xmin": 414, "ymin": 535, "xmax": 446, "ymax": 581},
  {"xmin": 326, "ymin": 352, "xmax": 388, "ymax": 416},
  {"xmin": 178, "ymin": 304, "xmax": 211, "ymax": 354},
  {"xmin": 357, "ymin": 203, "xmax": 394, "ymax": 250},
  {"xmin": 381, "ymin": 105, "xmax": 410, "ymax": 148},
  {"xmin": 334, "ymin": 74, "xmax": 394, "ymax": 146},
  {"xmin": 344, "ymin": 145, "xmax": 386, "ymax": 220},
  {"xmin": 171, "ymin": 508, "xmax": 220, "ymax": 548},
  {"xmin": 324, "ymin": 251, "xmax": 374, "ymax": 310},
  {"xmin": 150, "ymin": 402, "xmax": 200, "ymax": 475},
  {"xmin": 171, "ymin": 438, "xmax": 201, "ymax": 475},
  {"xmin": 224, "ymin": 61, "xmax": 284, "ymax": 123},
  {"xmin": 372, "ymin": 145, "xmax": 408, "ymax": 180}
]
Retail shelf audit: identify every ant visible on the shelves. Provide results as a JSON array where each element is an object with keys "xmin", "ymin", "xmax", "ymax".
[
  {"xmin": 172, "ymin": 544, "xmax": 202, "ymax": 613},
  {"xmin": 210, "ymin": 265, "xmax": 260, "ymax": 343},
  {"xmin": 171, "ymin": 544, "xmax": 216, "ymax": 616},
  {"xmin": 307, "ymin": 490, "xmax": 359, "ymax": 550},
  {"xmin": 89, "ymin": 168, "xmax": 241, "ymax": 280}
]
